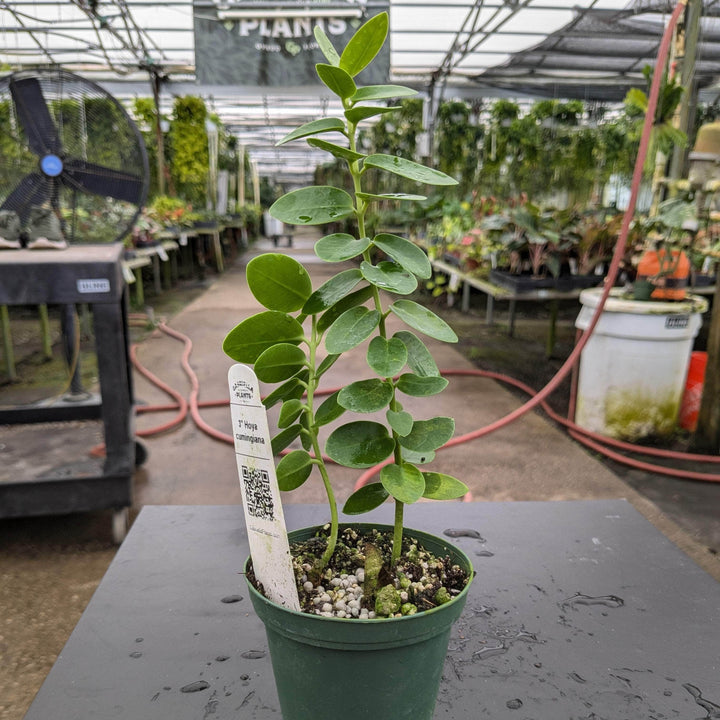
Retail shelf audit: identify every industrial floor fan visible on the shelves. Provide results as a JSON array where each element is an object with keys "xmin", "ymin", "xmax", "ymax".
[
  {"xmin": 0, "ymin": 67, "xmax": 148, "ymax": 241},
  {"xmin": 0, "ymin": 68, "xmax": 150, "ymax": 501}
]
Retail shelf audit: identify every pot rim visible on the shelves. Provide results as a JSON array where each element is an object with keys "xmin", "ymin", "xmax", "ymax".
[{"xmin": 579, "ymin": 287, "xmax": 708, "ymax": 315}]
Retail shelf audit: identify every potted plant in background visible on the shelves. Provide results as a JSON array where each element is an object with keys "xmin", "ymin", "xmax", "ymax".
[
  {"xmin": 222, "ymin": 13, "xmax": 473, "ymax": 720},
  {"xmin": 574, "ymin": 196, "xmax": 708, "ymax": 440},
  {"xmin": 481, "ymin": 197, "xmax": 564, "ymax": 291},
  {"xmin": 634, "ymin": 196, "xmax": 695, "ymax": 300}
]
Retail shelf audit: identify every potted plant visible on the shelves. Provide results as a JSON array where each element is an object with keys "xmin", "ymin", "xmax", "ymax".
[
  {"xmin": 574, "ymin": 197, "xmax": 708, "ymax": 440},
  {"xmin": 481, "ymin": 197, "xmax": 563, "ymax": 292},
  {"xmin": 146, "ymin": 194, "xmax": 195, "ymax": 231},
  {"xmin": 222, "ymin": 13, "xmax": 473, "ymax": 720},
  {"xmin": 634, "ymin": 197, "xmax": 695, "ymax": 300}
]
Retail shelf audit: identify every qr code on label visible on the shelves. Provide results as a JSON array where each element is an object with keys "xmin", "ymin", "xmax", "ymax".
[{"xmin": 241, "ymin": 465, "xmax": 274, "ymax": 520}]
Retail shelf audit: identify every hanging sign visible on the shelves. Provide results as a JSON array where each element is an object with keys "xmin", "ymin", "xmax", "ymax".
[
  {"xmin": 228, "ymin": 363, "xmax": 300, "ymax": 611},
  {"xmin": 193, "ymin": 1, "xmax": 390, "ymax": 86}
]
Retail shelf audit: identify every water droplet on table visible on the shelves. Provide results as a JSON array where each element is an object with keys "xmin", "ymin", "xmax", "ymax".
[
  {"xmin": 443, "ymin": 528, "xmax": 485, "ymax": 540},
  {"xmin": 241, "ymin": 650, "xmax": 266, "ymax": 660},
  {"xmin": 180, "ymin": 680, "xmax": 210, "ymax": 693},
  {"xmin": 683, "ymin": 683, "xmax": 720, "ymax": 718},
  {"xmin": 221, "ymin": 595, "xmax": 243, "ymax": 604},
  {"xmin": 562, "ymin": 593, "xmax": 624, "ymax": 608}
]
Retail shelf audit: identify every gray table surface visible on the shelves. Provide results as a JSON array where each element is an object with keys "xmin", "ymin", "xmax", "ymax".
[{"xmin": 24, "ymin": 501, "xmax": 720, "ymax": 719}]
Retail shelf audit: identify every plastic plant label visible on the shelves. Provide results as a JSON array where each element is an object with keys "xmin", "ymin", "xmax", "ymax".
[{"xmin": 228, "ymin": 363, "xmax": 300, "ymax": 611}]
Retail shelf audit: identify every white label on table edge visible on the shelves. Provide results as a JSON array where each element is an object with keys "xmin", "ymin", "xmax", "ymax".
[
  {"xmin": 77, "ymin": 278, "xmax": 111, "ymax": 294},
  {"xmin": 228, "ymin": 363, "xmax": 300, "ymax": 611}
]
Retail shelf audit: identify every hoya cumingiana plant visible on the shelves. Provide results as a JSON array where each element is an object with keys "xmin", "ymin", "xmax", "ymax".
[{"xmin": 222, "ymin": 11, "xmax": 468, "ymax": 571}]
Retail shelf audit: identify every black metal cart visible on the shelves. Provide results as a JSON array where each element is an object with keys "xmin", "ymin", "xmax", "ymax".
[{"xmin": 0, "ymin": 245, "xmax": 137, "ymax": 542}]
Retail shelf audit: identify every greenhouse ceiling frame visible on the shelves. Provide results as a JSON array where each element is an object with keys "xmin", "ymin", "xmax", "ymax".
[{"xmin": 2, "ymin": 0, "xmax": 720, "ymax": 182}]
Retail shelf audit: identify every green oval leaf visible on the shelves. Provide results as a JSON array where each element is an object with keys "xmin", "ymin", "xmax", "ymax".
[
  {"xmin": 352, "ymin": 85, "xmax": 417, "ymax": 103},
  {"xmin": 326, "ymin": 421, "xmax": 394, "ymax": 468},
  {"xmin": 223, "ymin": 312, "xmax": 304, "ymax": 363},
  {"xmin": 262, "ymin": 373, "xmax": 307, "ymax": 409},
  {"xmin": 364, "ymin": 154, "xmax": 458, "ymax": 186},
  {"xmin": 270, "ymin": 186, "xmax": 354, "ymax": 225},
  {"xmin": 342, "ymin": 482, "xmax": 389, "ymax": 515},
  {"xmin": 387, "ymin": 409, "xmax": 413, "ymax": 436},
  {"xmin": 314, "ymin": 25, "xmax": 340, "ymax": 65},
  {"xmin": 315, "ymin": 390, "xmax": 346, "ymax": 427},
  {"xmin": 325, "ymin": 306, "xmax": 381, "ymax": 354},
  {"xmin": 422, "ymin": 472, "xmax": 469, "ymax": 500},
  {"xmin": 340, "ymin": 11, "xmax": 388, "ymax": 77},
  {"xmin": 400, "ymin": 417, "xmax": 455, "ymax": 453},
  {"xmin": 303, "ymin": 268, "xmax": 362, "ymax": 315},
  {"xmin": 277, "ymin": 450, "xmax": 314, "ymax": 491},
  {"xmin": 318, "ymin": 285, "xmax": 374, "ymax": 334},
  {"xmin": 316, "ymin": 63, "xmax": 357, "ymax": 99},
  {"xmin": 361, "ymin": 260, "xmax": 417, "ymax": 295},
  {"xmin": 357, "ymin": 192, "xmax": 426, "ymax": 202},
  {"xmin": 299, "ymin": 412, "xmax": 312, "ymax": 451},
  {"xmin": 247, "ymin": 253, "xmax": 312, "ymax": 312},
  {"xmin": 277, "ymin": 118, "xmax": 345, "ymax": 146},
  {"xmin": 402, "ymin": 448, "xmax": 435, "ymax": 465},
  {"xmin": 380, "ymin": 463, "xmax": 425, "ymax": 504},
  {"xmin": 338, "ymin": 379, "xmax": 393, "ymax": 413},
  {"xmin": 315, "ymin": 233, "xmax": 371, "ymax": 262},
  {"xmin": 271, "ymin": 424, "xmax": 302, "ymax": 455},
  {"xmin": 307, "ymin": 138, "xmax": 365, "ymax": 163},
  {"xmin": 390, "ymin": 300, "xmax": 458, "ymax": 342},
  {"xmin": 396, "ymin": 373, "xmax": 449, "ymax": 397},
  {"xmin": 367, "ymin": 336, "xmax": 407, "ymax": 377},
  {"xmin": 345, "ymin": 105, "xmax": 400, "ymax": 124},
  {"xmin": 393, "ymin": 331, "xmax": 440, "ymax": 377},
  {"xmin": 373, "ymin": 233, "xmax": 431, "ymax": 279},
  {"xmin": 254, "ymin": 343, "xmax": 307, "ymax": 383},
  {"xmin": 317, "ymin": 353, "xmax": 340, "ymax": 377},
  {"xmin": 278, "ymin": 398, "xmax": 305, "ymax": 428}
]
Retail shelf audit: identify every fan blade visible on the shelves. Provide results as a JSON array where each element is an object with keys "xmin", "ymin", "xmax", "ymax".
[
  {"xmin": 10, "ymin": 77, "xmax": 61, "ymax": 156},
  {"xmin": 1, "ymin": 173, "xmax": 51, "ymax": 222},
  {"xmin": 62, "ymin": 159, "xmax": 145, "ymax": 204}
]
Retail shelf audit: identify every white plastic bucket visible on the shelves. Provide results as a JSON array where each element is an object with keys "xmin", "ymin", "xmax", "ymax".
[
  {"xmin": 263, "ymin": 212, "xmax": 284, "ymax": 238},
  {"xmin": 574, "ymin": 288, "xmax": 708, "ymax": 440}
]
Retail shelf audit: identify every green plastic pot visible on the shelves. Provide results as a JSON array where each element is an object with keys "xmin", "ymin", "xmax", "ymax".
[{"xmin": 246, "ymin": 523, "xmax": 474, "ymax": 720}]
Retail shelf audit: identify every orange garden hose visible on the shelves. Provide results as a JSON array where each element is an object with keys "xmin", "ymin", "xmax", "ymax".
[{"xmin": 126, "ymin": 0, "xmax": 720, "ymax": 487}]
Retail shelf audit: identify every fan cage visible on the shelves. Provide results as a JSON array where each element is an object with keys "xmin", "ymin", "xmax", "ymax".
[{"xmin": 0, "ymin": 67, "xmax": 149, "ymax": 245}]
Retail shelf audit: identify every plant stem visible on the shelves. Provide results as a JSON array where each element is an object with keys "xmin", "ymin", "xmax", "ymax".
[
  {"xmin": 347, "ymin": 113, "xmax": 405, "ymax": 566},
  {"xmin": 393, "ymin": 500, "xmax": 404, "ymax": 566},
  {"xmin": 306, "ymin": 316, "xmax": 338, "ymax": 568}
]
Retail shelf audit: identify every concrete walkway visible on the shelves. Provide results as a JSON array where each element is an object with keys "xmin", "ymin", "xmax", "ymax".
[{"xmin": 1, "ymin": 226, "xmax": 718, "ymax": 720}]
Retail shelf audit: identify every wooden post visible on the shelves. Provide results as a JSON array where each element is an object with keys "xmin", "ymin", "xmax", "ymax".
[
  {"xmin": 38, "ymin": 303, "xmax": 52, "ymax": 360},
  {"xmin": 1, "ymin": 304, "xmax": 16, "ymax": 380},
  {"xmin": 692, "ymin": 265, "xmax": 720, "ymax": 452}
]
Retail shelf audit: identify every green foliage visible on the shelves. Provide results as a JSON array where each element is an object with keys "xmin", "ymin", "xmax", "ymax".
[
  {"xmin": 146, "ymin": 194, "xmax": 195, "ymax": 227},
  {"xmin": 169, "ymin": 96, "xmax": 209, "ymax": 206},
  {"xmin": 223, "ymin": 13, "xmax": 468, "ymax": 570},
  {"xmin": 623, "ymin": 66, "xmax": 687, "ymax": 171}
]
